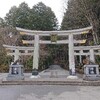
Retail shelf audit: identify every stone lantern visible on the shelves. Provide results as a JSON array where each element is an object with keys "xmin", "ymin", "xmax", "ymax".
[
  {"xmin": 7, "ymin": 64, "xmax": 24, "ymax": 81},
  {"xmin": 83, "ymin": 64, "xmax": 100, "ymax": 81}
]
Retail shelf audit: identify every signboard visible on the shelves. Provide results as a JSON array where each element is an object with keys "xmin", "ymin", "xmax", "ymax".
[{"xmin": 51, "ymin": 34, "xmax": 57, "ymax": 42}]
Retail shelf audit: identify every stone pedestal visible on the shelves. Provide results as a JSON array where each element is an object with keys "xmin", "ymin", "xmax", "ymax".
[
  {"xmin": 67, "ymin": 69, "xmax": 78, "ymax": 79},
  {"xmin": 30, "ymin": 69, "xmax": 40, "ymax": 78},
  {"xmin": 67, "ymin": 75, "xmax": 78, "ymax": 79},
  {"xmin": 7, "ymin": 65, "xmax": 24, "ymax": 81},
  {"xmin": 32, "ymin": 69, "xmax": 39, "ymax": 75},
  {"xmin": 83, "ymin": 64, "xmax": 100, "ymax": 81}
]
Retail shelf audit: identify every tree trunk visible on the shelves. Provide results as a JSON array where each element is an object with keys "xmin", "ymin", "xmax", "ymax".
[
  {"xmin": 92, "ymin": 25, "xmax": 100, "ymax": 45},
  {"xmin": 85, "ymin": 11, "xmax": 100, "ymax": 45}
]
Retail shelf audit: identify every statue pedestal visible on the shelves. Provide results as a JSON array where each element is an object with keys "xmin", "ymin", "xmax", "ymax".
[
  {"xmin": 7, "ymin": 65, "xmax": 24, "ymax": 81},
  {"xmin": 83, "ymin": 64, "xmax": 100, "ymax": 81}
]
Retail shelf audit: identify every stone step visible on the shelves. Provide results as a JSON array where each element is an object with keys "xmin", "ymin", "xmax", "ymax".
[{"xmin": 1, "ymin": 80, "xmax": 100, "ymax": 86}]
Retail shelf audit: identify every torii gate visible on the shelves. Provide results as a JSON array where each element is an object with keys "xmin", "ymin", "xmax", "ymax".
[{"xmin": 4, "ymin": 26, "xmax": 100, "ymax": 79}]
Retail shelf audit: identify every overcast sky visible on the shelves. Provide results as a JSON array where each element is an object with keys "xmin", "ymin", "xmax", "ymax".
[{"xmin": 0, "ymin": 0, "xmax": 68, "ymax": 25}]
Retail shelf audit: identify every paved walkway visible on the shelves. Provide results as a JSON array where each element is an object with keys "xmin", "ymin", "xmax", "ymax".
[{"xmin": 0, "ymin": 85, "xmax": 100, "ymax": 100}]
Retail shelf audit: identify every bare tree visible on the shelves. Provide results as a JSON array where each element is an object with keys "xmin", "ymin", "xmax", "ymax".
[{"xmin": 75, "ymin": 0, "xmax": 100, "ymax": 44}]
